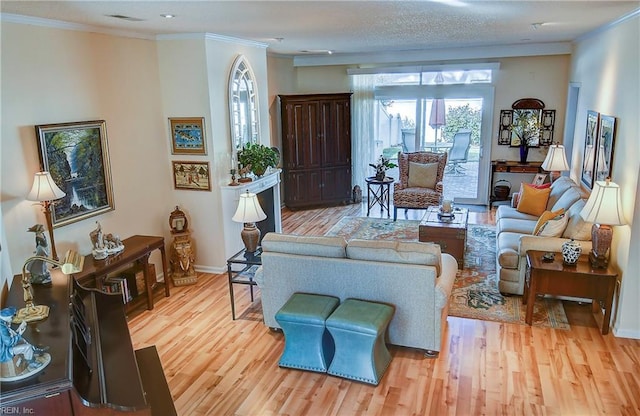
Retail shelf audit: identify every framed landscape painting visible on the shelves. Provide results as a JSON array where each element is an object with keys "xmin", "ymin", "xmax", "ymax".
[
  {"xmin": 169, "ymin": 117, "xmax": 206, "ymax": 155},
  {"xmin": 594, "ymin": 115, "xmax": 616, "ymax": 182},
  {"xmin": 581, "ymin": 110, "xmax": 599, "ymax": 189},
  {"xmin": 35, "ymin": 120, "xmax": 115, "ymax": 227},
  {"xmin": 172, "ymin": 161, "xmax": 211, "ymax": 191}
]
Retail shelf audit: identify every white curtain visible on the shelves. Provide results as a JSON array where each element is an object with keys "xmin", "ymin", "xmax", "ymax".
[{"xmin": 350, "ymin": 74, "xmax": 378, "ymax": 191}]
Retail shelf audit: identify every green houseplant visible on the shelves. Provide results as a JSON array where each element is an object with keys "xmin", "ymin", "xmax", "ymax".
[{"xmin": 237, "ymin": 143, "xmax": 279, "ymax": 177}]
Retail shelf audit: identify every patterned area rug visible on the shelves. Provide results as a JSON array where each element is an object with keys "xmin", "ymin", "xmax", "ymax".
[{"xmin": 325, "ymin": 216, "xmax": 569, "ymax": 329}]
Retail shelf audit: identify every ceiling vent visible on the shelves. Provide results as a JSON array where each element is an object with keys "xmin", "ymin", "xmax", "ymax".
[{"xmin": 105, "ymin": 14, "xmax": 145, "ymax": 22}]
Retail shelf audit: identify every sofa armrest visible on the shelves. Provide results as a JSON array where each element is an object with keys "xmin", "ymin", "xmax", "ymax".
[
  {"xmin": 435, "ymin": 181, "xmax": 444, "ymax": 194},
  {"xmin": 254, "ymin": 265, "xmax": 264, "ymax": 287},
  {"xmin": 519, "ymin": 235, "xmax": 593, "ymax": 255},
  {"xmin": 434, "ymin": 253, "xmax": 457, "ymax": 309}
]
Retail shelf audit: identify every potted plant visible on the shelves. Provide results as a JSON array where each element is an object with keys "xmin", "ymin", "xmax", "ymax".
[
  {"xmin": 511, "ymin": 110, "xmax": 541, "ymax": 163},
  {"xmin": 237, "ymin": 143, "xmax": 279, "ymax": 177},
  {"xmin": 369, "ymin": 155, "xmax": 397, "ymax": 181}
]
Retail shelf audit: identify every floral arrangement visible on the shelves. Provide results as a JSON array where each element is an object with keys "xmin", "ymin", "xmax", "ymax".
[
  {"xmin": 511, "ymin": 110, "xmax": 541, "ymax": 147},
  {"xmin": 369, "ymin": 155, "xmax": 397, "ymax": 180}
]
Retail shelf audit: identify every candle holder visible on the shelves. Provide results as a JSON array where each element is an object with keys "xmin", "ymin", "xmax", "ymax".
[{"xmin": 229, "ymin": 169, "xmax": 239, "ymax": 186}]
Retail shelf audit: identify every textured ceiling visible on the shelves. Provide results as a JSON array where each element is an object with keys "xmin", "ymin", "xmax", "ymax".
[{"xmin": 2, "ymin": 1, "xmax": 639, "ymax": 57}]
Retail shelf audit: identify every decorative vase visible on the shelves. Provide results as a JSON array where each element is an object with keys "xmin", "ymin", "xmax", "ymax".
[
  {"xmin": 375, "ymin": 171, "xmax": 385, "ymax": 181},
  {"xmin": 519, "ymin": 145, "xmax": 529, "ymax": 163},
  {"xmin": 562, "ymin": 239, "xmax": 582, "ymax": 265}
]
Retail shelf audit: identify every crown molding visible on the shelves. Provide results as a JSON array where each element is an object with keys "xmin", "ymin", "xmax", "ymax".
[
  {"xmin": 293, "ymin": 42, "xmax": 572, "ymax": 67},
  {"xmin": 0, "ymin": 13, "xmax": 155, "ymax": 40},
  {"xmin": 157, "ymin": 33, "xmax": 268, "ymax": 49}
]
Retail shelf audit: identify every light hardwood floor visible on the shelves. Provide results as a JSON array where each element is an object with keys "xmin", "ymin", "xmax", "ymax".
[{"xmin": 128, "ymin": 204, "xmax": 640, "ymax": 415}]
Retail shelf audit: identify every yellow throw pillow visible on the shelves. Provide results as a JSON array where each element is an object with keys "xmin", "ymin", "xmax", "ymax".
[
  {"xmin": 533, "ymin": 208, "xmax": 565, "ymax": 235},
  {"xmin": 408, "ymin": 162, "xmax": 438, "ymax": 189},
  {"xmin": 516, "ymin": 184, "xmax": 551, "ymax": 216}
]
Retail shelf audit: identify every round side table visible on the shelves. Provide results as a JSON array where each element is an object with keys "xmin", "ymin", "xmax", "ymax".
[{"xmin": 365, "ymin": 176, "xmax": 394, "ymax": 218}]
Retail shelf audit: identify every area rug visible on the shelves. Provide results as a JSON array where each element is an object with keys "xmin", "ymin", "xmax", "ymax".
[{"xmin": 325, "ymin": 216, "xmax": 569, "ymax": 329}]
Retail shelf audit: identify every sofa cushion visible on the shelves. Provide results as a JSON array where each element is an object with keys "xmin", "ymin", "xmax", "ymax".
[
  {"xmin": 549, "ymin": 186, "xmax": 582, "ymax": 212},
  {"xmin": 513, "ymin": 182, "xmax": 551, "ymax": 206},
  {"xmin": 261, "ymin": 233, "xmax": 347, "ymax": 258},
  {"xmin": 496, "ymin": 205, "xmax": 538, "ymax": 222},
  {"xmin": 346, "ymin": 239, "xmax": 442, "ymax": 275},
  {"xmin": 497, "ymin": 232, "xmax": 522, "ymax": 269},
  {"xmin": 497, "ymin": 218, "xmax": 537, "ymax": 235},
  {"xmin": 536, "ymin": 213, "xmax": 569, "ymax": 237},
  {"xmin": 516, "ymin": 184, "xmax": 551, "ymax": 216},
  {"xmin": 547, "ymin": 177, "xmax": 576, "ymax": 209},
  {"xmin": 533, "ymin": 209, "xmax": 565, "ymax": 235},
  {"xmin": 563, "ymin": 199, "xmax": 593, "ymax": 241},
  {"xmin": 408, "ymin": 162, "xmax": 438, "ymax": 189}
]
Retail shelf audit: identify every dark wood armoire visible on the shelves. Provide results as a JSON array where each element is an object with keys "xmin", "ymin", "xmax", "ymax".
[{"xmin": 279, "ymin": 93, "xmax": 352, "ymax": 209}]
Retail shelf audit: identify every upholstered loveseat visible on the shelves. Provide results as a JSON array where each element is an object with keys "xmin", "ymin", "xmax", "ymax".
[
  {"xmin": 254, "ymin": 233, "xmax": 458, "ymax": 355},
  {"xmin": 496, "ymin": 176, "xmax": 593, "ymax": 295}
]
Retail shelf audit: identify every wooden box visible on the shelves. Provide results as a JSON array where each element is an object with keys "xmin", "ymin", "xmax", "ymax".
[{"xmin": 418, "ymin": 207, "xmax": 468, "ymax": 269}]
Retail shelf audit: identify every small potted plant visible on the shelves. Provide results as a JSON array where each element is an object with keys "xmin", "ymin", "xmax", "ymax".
[
  {"xmin": 369, "ymin": 155, "xmax": 397, "ymax": 181},
  {"xmin": 237, "ymin": 143, "xmax": 279, "ymax": 178}
]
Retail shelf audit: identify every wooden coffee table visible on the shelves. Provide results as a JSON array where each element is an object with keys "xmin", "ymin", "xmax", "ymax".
[
  {"xmin": 418, "ymin": 206, "xmax": 468, "ymax": 269},
  {"xmin": 525, "ymin": 250, "xmax": 618, "ymax": 334}
]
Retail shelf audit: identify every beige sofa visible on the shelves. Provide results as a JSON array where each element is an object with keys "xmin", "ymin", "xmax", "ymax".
[
  {"xmin": 254, "ymin": 233, "xmax": 458, "ymax": 355},
  {"xmin": 496, "ymin": 176, "xmax": 593, "ymax": 295}
]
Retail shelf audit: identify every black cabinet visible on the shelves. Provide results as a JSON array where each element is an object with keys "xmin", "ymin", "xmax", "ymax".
[{"xmin": 279, "ymin": 93, "xmax": 352, "ymax": 209}]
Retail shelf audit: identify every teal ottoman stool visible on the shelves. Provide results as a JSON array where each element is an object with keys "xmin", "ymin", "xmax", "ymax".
[
  {"xmin": 275, "ymin": 293, "xmax": 340, "ymax": 373},
  {"xmin": 326, "ymin": 299, "xmax": 395, "ymax": 385}
]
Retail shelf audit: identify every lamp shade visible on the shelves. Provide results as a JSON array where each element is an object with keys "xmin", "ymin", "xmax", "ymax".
[
  {"xmin": 232, "ymin": 191, "xmax": 267, "ymax": 223},
  {"xmin": 27, "ymin": 172, "xmax": 66, "ymax": 202},
  {"xmin": 583, "ymin": 144, "xmax": 595, "ymax": 172},
  {"xmin": 580, "ymin": 180, "xmax": 625, "ymax": 225},
  {"xmin": 541, "ymin": 144, "xmax": 570, "ymax": 172}
]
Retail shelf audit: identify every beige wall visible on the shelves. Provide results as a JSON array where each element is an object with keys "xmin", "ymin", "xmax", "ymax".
[
  {"xmin": 570, "ymin": 15, "xmax": 639, "ymax": 337},
  {"xmin": 1, "ymin": 23, "xmax": 270, "ymax": 292}
]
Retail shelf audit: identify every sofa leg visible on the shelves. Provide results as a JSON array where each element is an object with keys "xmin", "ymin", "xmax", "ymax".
[{"xmin": 424, "ymin": 350, "xmax": 439, "ymax": 358}]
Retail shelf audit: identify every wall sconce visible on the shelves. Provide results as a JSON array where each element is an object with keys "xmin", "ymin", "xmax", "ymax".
[
  {"xmin": 14, "ymin": 251, "xmax": 84, "ymax": 323},
  {"xmin": 27, "ymin": 172, "xmax": 66, "ymax": 261},
  {"xmin": 579, "ymin": 179, "xmax": 626, "ymax": 268},
  {"xmin": 232, "ymin": 190, "xmax": 266, "ymax": 253}
]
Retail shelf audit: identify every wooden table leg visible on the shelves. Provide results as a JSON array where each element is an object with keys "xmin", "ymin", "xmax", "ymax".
[
  {"xmin": 600, "ymin": 282, "xmax": 616, "ymax": 335},
  {"xmin": 159, "ymin": 245, "xmax": 171, "ymax": 297},
  {"xmin": 524, "ymin": 270, "xmax": 536, "ymax": 325},
  {"xmin": 141, "ymin": 254, "xmax": 154, "ymax": 311}
]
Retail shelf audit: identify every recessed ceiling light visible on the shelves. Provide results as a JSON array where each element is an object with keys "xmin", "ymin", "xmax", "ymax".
[
  {"xmin": 531, "ymin": 22, "xmax": 546, "ymax": 30},
  {"xmin": 161, "ymin": 14, "xmax": 176, "ymax": 19}
]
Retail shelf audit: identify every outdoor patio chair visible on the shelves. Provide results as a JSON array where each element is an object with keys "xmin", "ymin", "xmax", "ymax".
[
  {"xmin": 393, "ymin": 151, "xmax": 447, "ymax": 221},
  {"xmin": 445, "ymin": 130, "xmax": 472, "ymax": 174}
]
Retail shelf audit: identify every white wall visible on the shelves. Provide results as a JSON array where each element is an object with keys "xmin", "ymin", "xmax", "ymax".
[{"xmin": 570, "ymin": 14, "xmax": 639, "ymax": 337}]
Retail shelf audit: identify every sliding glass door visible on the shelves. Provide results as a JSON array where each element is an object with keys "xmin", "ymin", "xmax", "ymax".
[{"xmin": 374, "ymin": 84, "xmax": 494, "ymax": 205}]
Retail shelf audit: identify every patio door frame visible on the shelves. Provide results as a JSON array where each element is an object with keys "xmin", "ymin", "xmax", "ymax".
[{"xmin": 376, "ymin": 84, "xmax": 494, "ymax": 205}]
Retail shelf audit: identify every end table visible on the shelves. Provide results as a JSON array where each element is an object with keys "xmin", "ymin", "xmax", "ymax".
[
  {"xmin": 227, "ymin": 247, "xmax": 262, "ymax": 320},
  {"xmin": 366, "ymin": 176, "xmax": 394, "ymax": 218},
  {"xmin": 525, "ymin": 250, "xmax": 618, "ymax": 334}
]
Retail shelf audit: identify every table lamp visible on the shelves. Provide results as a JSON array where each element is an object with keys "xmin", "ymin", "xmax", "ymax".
[
  {"xmin": 579, "ymin": 178, "xmax": 626, "ymax": 268},
  {"xmin": 27, "ymin": 172, "xmax": 66, "ymax": 262},
  {"xmin": 14, "ymin": 250, "xmax": 84, "ymax": 323},
  {"xmin": 541, "ymin": 143, "xmax": 569, "ymax": 182},
  {"xmin": 232, "ymin": 190, "xmax": 267, "ymax": 253}
]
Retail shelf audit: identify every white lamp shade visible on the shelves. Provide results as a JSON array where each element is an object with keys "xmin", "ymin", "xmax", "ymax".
[
  {"xmin": 232, "ymin": 191, "xmax": 267, "ymax": 223},
  {"xmin": 583, "ymin": 144, "xmax": 595, "ymax": 172},
  {"xmin": 27, "ymin": 172, "xmax": 66, "ymax": 202},
  {"xmin": 580, "ymin": 180, "xmax": 626, "ymax": 226},
  {"xmin": 541, "ymin": 144, "xmax": 570, "ymax": 172}
]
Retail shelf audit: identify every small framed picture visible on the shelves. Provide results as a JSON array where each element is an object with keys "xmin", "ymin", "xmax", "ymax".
[
  {"xmin": 172, "ymin": 161, "xmax": 211, "ymax": 191},
  {"xmin": 532, "ymin": 173, "xmax": 548, "ymax": 186},
  {"xmin": 169, "ymin": 117, "xmax": 206, "ymax": 155}
]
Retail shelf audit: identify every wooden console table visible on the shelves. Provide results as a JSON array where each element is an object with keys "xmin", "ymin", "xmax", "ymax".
[
  {"xmin": 525, "ymin": 250, "xmax": 618, "ymax": 334},
  {"xmin": 72, "ymin": 235, "xmax": 170, "ymax": 310},
  {"xmin": 489, "ymin": 160, "xmax": 546, "ymax": 205}
]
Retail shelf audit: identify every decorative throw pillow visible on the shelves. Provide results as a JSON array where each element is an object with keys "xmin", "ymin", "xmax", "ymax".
[
  {"xmin": 533, "ymin": 208, "xmax": 565, "ymax": 235},
  {"xmin": 513, "ymin": 182, "xmax": 551, "ymax": 207},
  {"xmin": 408, "ymin": 162, "xmax": 438, "ymax": 189},
  {"xmin": 536, "ymin": 213, "xmax": 569, "ymax": 237},
  {"xmin": 516, "ymin": 183, "xmax": 551, "ymax": 216},
  {"xmin": 563, "ymin": 199, "xmax": 593, "ymax": 241}
]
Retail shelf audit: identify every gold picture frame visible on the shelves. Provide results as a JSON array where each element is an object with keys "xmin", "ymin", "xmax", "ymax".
[
  {"xmin": 172, "ymin": 161, "xmax": 211, "ymax": 191},
  {"xmin": 169, "ymin": 117, "xmax": 206, "ymax": 155}
]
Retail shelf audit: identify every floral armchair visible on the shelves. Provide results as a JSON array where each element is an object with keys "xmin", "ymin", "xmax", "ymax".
[{"xmin": 393, "ymin": 152, "xmax": 447, "ymax": 221}]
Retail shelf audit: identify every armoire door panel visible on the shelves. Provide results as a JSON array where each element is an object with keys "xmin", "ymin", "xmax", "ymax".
[{"xmin": 321, "ymin": 166, "xmax": 352, "ymax": 202}]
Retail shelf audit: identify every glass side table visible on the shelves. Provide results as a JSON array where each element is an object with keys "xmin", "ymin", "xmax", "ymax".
[{"xmin": 226, "ymin": 247, "xmax": 262, "ymax": 320}]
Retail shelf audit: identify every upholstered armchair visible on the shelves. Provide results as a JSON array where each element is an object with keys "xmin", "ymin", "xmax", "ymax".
[{"xmin": 393, "ymin": 152, "xmax": 447, "ymax": 221}]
